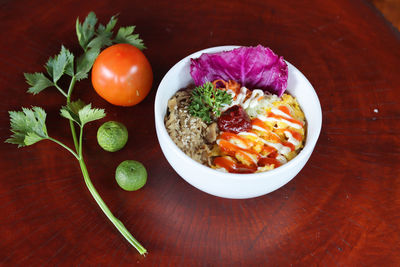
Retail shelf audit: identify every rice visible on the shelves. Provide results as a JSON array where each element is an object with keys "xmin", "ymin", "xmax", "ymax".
[{"xmin": 164, "ymin": 88, "xmax": 218, "ymax": 165}]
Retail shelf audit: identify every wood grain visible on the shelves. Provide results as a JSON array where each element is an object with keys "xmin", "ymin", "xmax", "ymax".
[{"xmin": 1, "ymin": 0, "xmax": 399, "ymax": 265}]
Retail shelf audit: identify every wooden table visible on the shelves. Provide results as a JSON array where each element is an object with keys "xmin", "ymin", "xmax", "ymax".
[{"xmin": 1, "ymin": 0, "xmax": 399, "ymax": 265}]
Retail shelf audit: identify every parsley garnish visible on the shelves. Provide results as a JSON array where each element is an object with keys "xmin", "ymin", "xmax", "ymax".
[
  {"xmin": 189, "ymin": 82, "xmax": 232, "ymax": 123},
  {"xmin": 6, "ymin": 12, "xmax": 146, "ymax": 256}
]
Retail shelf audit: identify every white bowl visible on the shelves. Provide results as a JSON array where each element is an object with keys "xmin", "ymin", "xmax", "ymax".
[{"xmin": 154, "ymin": 45, "xmax": 322, "ymax": 199}]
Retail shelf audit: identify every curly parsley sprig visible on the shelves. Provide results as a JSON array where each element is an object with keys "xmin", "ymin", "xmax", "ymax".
[
  {"xmin": 189, "ymin": 82, "xmax": 232, "ymax": 123},
  {"xmin": 6, "ymin": 12, "xmax": 147, "ymax": 255}
]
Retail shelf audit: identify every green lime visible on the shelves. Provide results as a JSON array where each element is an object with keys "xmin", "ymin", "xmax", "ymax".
[
  {"xmin": 115, "ymin": 160, "xmax": 147, "ymax": 191},
  {"xmin": 97, "ymin": 121, "xmax": 128, "ymax": 152}
]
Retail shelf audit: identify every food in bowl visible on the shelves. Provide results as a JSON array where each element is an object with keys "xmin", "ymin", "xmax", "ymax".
[
  {"xmin": 155, "ymin": 45, "xmax": 321, "ymax": 198},
  {"xmin": 164, "ymin": 45, "xmax": 306, "ymax": 174}
]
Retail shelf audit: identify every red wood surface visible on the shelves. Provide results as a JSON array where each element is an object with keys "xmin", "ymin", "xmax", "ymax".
[{"xmin": 1, "ymin": 0, "xmax": 399, "ymax": 265}]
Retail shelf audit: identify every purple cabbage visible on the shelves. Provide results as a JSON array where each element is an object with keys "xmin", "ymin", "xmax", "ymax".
[{"xmin": 190, "ymin": 45, "xmax": 288, "ymax": 96}]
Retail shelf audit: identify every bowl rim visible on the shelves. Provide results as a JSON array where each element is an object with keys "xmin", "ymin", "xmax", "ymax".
[{"xmin": 155, "ymin": 45, "xmax": 322, "ymax": 181}]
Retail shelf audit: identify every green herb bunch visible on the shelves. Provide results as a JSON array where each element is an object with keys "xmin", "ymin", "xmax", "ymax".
[
  {"xmin": 189, "ymin": 82, "xmax": 232, "ymax": 123},
  {"xmin": 6, "ymin": 12, "xmax": 147, "ymax": 255}
]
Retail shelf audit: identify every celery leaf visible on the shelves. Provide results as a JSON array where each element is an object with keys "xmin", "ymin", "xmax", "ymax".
[
  {"xmin": 114, "ymin": 26, "xmax": 145, "ymax": 50},
  {"xmin": 24, "ymin": 72, "xmax": 53, "ymax": 95},
  {"xmin": 6, "ymin": 107, "xmax": 49, "ymax": 147}
]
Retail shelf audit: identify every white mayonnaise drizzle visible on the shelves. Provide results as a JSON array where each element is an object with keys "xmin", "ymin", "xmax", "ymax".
[
  {"xmin": 270, "ymin": 107, "xmax": 292, "ymax": 119},
  {"xmin": 276, "ymin": 154, "xmax": 288, "ymax": 164},
  {"xmin": 223, "ymin": 87, "xmax": 264, "ymax": 111},
  {"xmin": 252, "ymin": 125, "xmax": 268, "ymax": 133},
  {"xmin": 237, "ymin": 132, "xmax": 258, "ymax": 138},
  {"xmin": 241, "ymin": 151, "xmax": 258, "ymax": 165},
  {"xmin": 217, "ymin": 136, "xmax": 249, "ymax": 149},
  {"xmin": 284, "ymin": 130, "xmax": 300, "ymax": 147},
  {"xmin": 257, "ymin": 112, "xmax": 302, "ymax": 129},
  {"xmin": 259, "ymin": 138, "xmax": 291, "ymax": 156}
]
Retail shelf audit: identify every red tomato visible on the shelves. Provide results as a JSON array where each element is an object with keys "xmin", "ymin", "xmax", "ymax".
[{"xmin": 91, "ymin": 43, "xmax": 153, "ymax": 106}]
